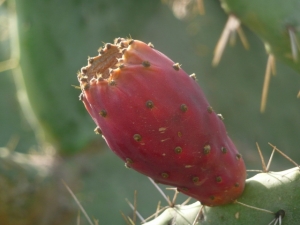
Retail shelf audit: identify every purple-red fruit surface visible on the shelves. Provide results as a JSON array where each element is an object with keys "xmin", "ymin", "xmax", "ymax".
[{"xmin": 78, "ymin": 38, "xmax": 247, "ymax": 206}]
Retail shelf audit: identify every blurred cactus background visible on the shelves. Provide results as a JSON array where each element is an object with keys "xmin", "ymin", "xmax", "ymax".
[{"xmin": 0, "ymin": 0, "xmax": 299, "ymax": 224}]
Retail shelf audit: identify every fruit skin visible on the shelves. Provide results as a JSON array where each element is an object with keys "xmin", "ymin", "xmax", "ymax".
[{"xmin": 78, "ymin": 38, "xmax": 246, "ymax": 206}]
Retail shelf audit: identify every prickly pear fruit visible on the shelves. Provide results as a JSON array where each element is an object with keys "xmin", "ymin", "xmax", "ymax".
[{"xmin": 78, "ymin": 38, "xmax": 246, "ymax": 206}]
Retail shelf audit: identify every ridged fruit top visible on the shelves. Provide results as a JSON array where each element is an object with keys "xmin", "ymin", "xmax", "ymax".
[{"xmin": 78, "ymin": 38, "xmax": 247, "ymax": 206}]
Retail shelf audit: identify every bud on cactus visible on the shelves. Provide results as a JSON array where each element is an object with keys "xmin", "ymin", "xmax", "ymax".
[{"xmin": 77, "ymin": 38, "xmax": 246, "ymax": 206}]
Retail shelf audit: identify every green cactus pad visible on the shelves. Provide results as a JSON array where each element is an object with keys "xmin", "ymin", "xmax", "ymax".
[
  {"xmin": 144, "ymin": 167, "xmax": 300, "ymax": 225},
  {"xmin": 220, "ymin": 0, "xmax": 300, "ymax": 73}
]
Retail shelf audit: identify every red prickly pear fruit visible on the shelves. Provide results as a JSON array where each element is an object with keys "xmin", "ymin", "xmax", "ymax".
[{"xmin": 77, "ymin": 38, "xmax": 247, "ymax": 206}]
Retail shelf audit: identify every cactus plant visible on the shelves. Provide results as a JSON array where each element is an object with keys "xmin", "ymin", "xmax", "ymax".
[
  {"xmin": 14, "ymin": 0, "xmax": 161, "ymax": 154},
  {"xmin": 144, "ymin": 167, "xmax": 300, "ymax": 225},
  {"xmin": 3, "ymin": 0, "xmax": 299, "ymax": 224},
  {"xmin": 0, "ymin": 147, "xmax": 78, "ymax": 225},
  {"xmin": 219, "ymin": 0, "xmax": 300, "ymax": 73}
]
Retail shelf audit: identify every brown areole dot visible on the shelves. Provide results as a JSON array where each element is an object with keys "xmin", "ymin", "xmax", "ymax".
[
  {"xmin": 173, "ymin": 63, "xmax": 181, "ymax": 71},
  {"xmin": 203, "ymin": 144, "xmax": 211, "ymax": 154},
  {"xmin": 105, "ymin": 43, "xmax": 112, "ymax": 49},
  {"xmin": 179, "ymin": 187, "xmax": 189, "ymax": 192},
  {"xmin": 88, "ymin": 57, "xmax": 94, "ymax": 64},
  {"xmin": 148, "ymin": 42, "xmax": 154, "ymax": 48},
  {"xmin": 99, "ymin": 49, "xmax": 105, "ymax": 55},
  {"xmin": 234, "ymin": 182, "xmax": 240, "ymax": 187},
  {"xmin": 142, "ymin": 61, "xmax": 151, "ymax": 67},
  {"xmin": 161, "ymin": 172, "xmax": 169, "ymax": 178},
  {"xmin": 207, "ymin": 106, "xmax": 213, "ymax": 113},
  {"xmin": 180, "ymin": 104, "xmax": 188, "ymax": 112},
  {"xmin": 108, "ymin": 68, "xmax": 114, "ymax": 74},
  {"xmin": 128, "ymin": 39, "xmax": 134, "ymax": 45},
  {"xmin": 236, "ymin": 153, "xmax": 242, "ymax": 160},
  {"xmin": 119, "ymin": 64, "xmax": 125, "ymax": 69},
  {"xmin": 217, "ymin": 114, "xmax": 224, "ymax": 120},
  {"xmin": 145, "ymin": 100, "xmax": 154, "ymax": 109},
  {"xmin": 121, "ymin": 48, "xmax": 127, "ymax": 54},
  {"xmin": 115, "ymin": 37, "xmax": 122, "ymax": 44},
  {"xmin": 133, "ymin": 134, "xmax": 142, "ymax": 142},
  {"xmin": 125, "ymin": 158, "xmax": 133, "ymax": 168},
  {"xmin": 81, "ymin": 67, "xmax": 87, "ymax": 74},
  {"xmin": 221, "ymin": 147, "xmax": 227, "ymax": 154},
  {"xmin": 174, "ymin": 146, "xmax": 182, "ymax": 154},
  {"xmin": 99, "ymin": 109, "xmax": 107, "ymax": 117},
  {"xmin": 94, "ymin": 127, "xmax": 102, "ymax": 135},
  {"xmin": 192, "ymin": 176, "xmax": 199, "ymax": 183},
  {"xmin": 82, "ymin": 83, "xmax": 90, "ymax": 90},
  {"xmin": 119, "ymin": 41, "xmax": 126, "ymax": 48},
  {"xmin": 97, "ymin": 76, "xmax": 104, "ymax": 82},
  {"xmin": 190, "ymin": 73, "xmax": 197, "ymax": 80},
  {"xmin": 109, "ymin": 80, "xmax": 116, "ymax": 86},
  {"xmin": 80, "ymin": 77, "xmax": 88, "ymax": 82},
  {"xmin": 216, "ymin": 176, "xmax": 222, "ymax": 183},
  {"xmin": 210, "ymin": 196, "xmax": 215, "ymax": 200}
]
